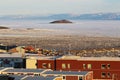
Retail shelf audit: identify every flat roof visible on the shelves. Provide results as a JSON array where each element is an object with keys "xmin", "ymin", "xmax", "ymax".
[
  {"xmin": 57, "ymin": 56, "xmax": 120, "ymax": 61},
  {"xmin": 0, "ymin": 67, "xmax": 6, "ymax": 71},
  {"xmin": 58, "ymin": 55, "xmax": 81, "ymax": 59},
  {"xmin": 4, "ymin": 75, "xmax": 57, "ymax": 80},
  {"xmin": 0, "ymin": 53, "xmax": 23, "ymax": 58},
  {"xmin": 77, "ymin": 57, "xmax": 120, "ymax": 61},
  {"xmin": 3, "ymin": 68, "xmax": 45, "ymax": 73},
  {"xmin": 9, "ymin": 75, "xmax": 26, "ymax": 80},
  {"xmin": 44, "ymin": 71, "xmax": 89, "ymax": 75},
  {"xmin": 24, "ymin": 76, "xmax": 56, "ymax": 80},
  {"xmin": 26, "ymin": 56, "xmax": 59, "ymax": 60}
]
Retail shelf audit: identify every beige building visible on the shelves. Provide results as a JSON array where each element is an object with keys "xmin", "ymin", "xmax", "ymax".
[{"xmin": 26, "ymin": 58, "xmax": 37, "ymax": 69}]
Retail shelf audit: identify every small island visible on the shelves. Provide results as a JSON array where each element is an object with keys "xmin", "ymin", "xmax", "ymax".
[
  {"xmin": 50, "ymin": 19, "xmax": 73, "ymax": 24},
  {"xmin": 0, "ymin": 26, "xmax": 9, "ymax": 29}
]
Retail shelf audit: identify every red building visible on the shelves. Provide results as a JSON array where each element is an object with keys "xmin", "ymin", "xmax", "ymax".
[
  {"xmin": 28, "ymin": 55, "xmax": 120, "ymax": 80},
  {"xmin": 37, "ymin": 58, "xmax": 55, "ymax": 70},
  {"xmin": 43, "ymin": 70, "xmax": 93, "ymax": 80},
  {"xmin": 56, "ymin": 56, "xmax": 120, "ymax": 80}
]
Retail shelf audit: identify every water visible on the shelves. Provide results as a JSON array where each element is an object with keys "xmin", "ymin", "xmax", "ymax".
[{"xmin": 0, "ymin": 20, "xmax": 120, "ymax": 37}]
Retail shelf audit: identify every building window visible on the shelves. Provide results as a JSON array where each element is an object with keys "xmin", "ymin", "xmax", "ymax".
[
  {"xmin": 42, "ymin": 63, "xmax": 47, "ymax": 68},
  {"xmin": 34, "ymin": 74, "xmax": 39, "ymax": 76},
  {"xmin": 107, "ymin": 73, "xmax": 111, "ymax": 78},
  {"xmin": 107, "ymin": 64, "xmax": 110, "ymax": 69},
  {"xmin": 101, "ymin": 72, "xmax": 106, "ymax": 78},
  {"xmin": 62, "ymin": 63, "xmax": 66, "ymax": 69},
  {"xmin": 48, "ymin": 63, "xmax": 51, "ymax": 68},
  {"xmin": 79, "ymin": 76, "xmax": 83, "ymax": 80},
  {"xmin": 68, "ymin": 64, "xmax": 70, "ymax": 69},
  {"xmin": 83, "ymin": 64, "xmax": 86, "ymax": 69},
  {"xmin": 63, "ymin": 76, "xmax": 66, "ymax": 80},
  {"xmin": 88, "ymin": 64, "xmax": 92, "ymax": 69},
  {"xmin": 101, "ymin": 64, "xmax": 106, "ymax": 69}
]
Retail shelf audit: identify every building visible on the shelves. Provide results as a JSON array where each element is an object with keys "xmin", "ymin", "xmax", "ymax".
[
  {"xmin": 0, "ymin": 68, "xmax": 92, "ymax": 80},
  {"xmin": 56, "ymin": 56, "xmax": 120, "ymax": 80},
  {"xmin": 9, "ymin": 46, "xmax": 25, "ymax": 54},
  {"xmin": 0, "ymin": 74, "xmax": 60, "ymax": 80},
  {"xmin": 1, "ymin": 68, "xmax": 48, "ymax": 76},
  {"xmin": 26, "ymin": 55, "xmax": 57, "ymax": 69},
  {"xmin": 0, "ymin": 75, "xmax": 14, "ymax": 80},
  {"xmin": 37, "ymin": 56, "xmax": 56, "ymax": 70},
  {"xmin": 0, "ymin": 45, "xmax": 17, "ymax": 53},
  {"xmin": 0, "ymin": 53, "xmax": 25, "ymax": 68},
  {"xmin": 21, "ymin": 76, "xmax": 59, "ymax": 80},
  {"xmin": 0, "ymin": 53, "xmax": 120, "ymax": 80},
  {"xmin": 26, "ymin": 55, "xmax": 120, "ymax": 80},
  {"xmin": 43, "ymin": 70, "xmax": 93, "ymax": 80}
]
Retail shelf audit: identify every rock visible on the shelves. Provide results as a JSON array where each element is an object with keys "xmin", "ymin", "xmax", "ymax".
[
  {"xmin": 50, "ymin": 19, "xmax": 72, "ymax": 23},
  {"xmin": 0, "ymin": 26, "xmax": 9, "ymax": 29}
]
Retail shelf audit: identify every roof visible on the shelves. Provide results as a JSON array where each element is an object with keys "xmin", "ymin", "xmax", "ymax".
[
  {"xmin": 0, "ymin": 53, "xmax": 23, "ymax": 58},
  {"xmin": 77, "ymin": 57, "xmax": 120, "ymax": 61},
  {"xmin": 26, "ymin": 55, "xmax": 58, "ymax": 60},
  {"xmin": 43, "ymin": 71, "xmax": 89, "ymax": 76},
  {"xmin": 58, "ymin": 55, "xmax": 81, "ymax": 59},
  {"xmin": 9, "ymin": 75, "xmax": 26, "ymax": 80},
  {"xmin": 24, "ymin": 76, "xmax": 56, "ymax": 80},
  {"xmin": 0, "ymin": 67, "xmax": 13, "ymax": 73},
  {"xmin": 3, "ymin": 68, "xmax": 45, "ymax": 73},
  {"xmin": 58, "ymin": 56, "xmax": 120, "ymax": 61},
  {"xmin": 2, "ymin": 75, "xmax": 57, "ymax": 80},
  {"xmin": 0, "ymin": 67, "xmax": 6, "ymax": 71},
  {"xmin": 0, "ymin": 45, "xmax": 17, "ymax": 50}
]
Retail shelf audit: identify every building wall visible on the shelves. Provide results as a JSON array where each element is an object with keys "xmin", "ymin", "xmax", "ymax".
[
  {"xmin": 0, "ymin": 58, "xmax": 24, "ymax": 68},
  {"xmin": 56, "ymin": 59, "xmax": 120, "ymax": 80},
  {"xmin": 37, "ymin": 59, "xmax": 55, "ymax": 70},
  {"xmin": 65, "ymin": 76, "xmax": 78, "ymax": 80},
  {"xmin": 26, "ymin": 59, "xmax": 37, "ymax": 69},
  {"xmin": 77, "ymin": 60, "xmax": 120, "ymax": 80},
  {"xmin": 56, "ymin": 60, "xmax": 78, "ymax": 71}
]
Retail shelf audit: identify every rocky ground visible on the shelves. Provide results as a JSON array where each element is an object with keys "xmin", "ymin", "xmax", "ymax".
[{"xmin": 1, "ymin": 29, "xmax": 120, "ymax": 57}]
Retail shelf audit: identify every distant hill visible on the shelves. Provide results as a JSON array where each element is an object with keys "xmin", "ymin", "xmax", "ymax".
[
  {"xmin": 50, "ymin": 19, "xmax": 72, "ymax": 23},
  {"xmin": 0, "ymin": 26, "xmax": 9, "ymax": 29},
  {"xmin": 0, "ymin": 13, "xmax": 120, "ymax": 20}
]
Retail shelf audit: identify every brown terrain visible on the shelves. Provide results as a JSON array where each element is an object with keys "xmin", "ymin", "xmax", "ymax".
[{"xmin": 0, "ymin": 29, "xmax": 120, "ymax": 57}]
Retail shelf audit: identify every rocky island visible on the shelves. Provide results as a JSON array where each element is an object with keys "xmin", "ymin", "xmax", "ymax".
[
  {"xmin": 0, "ymin": 26, "xmax": 9, "ymax": 29},
  {"xmin": 50, "ymin": 19, "xmax": 73, "ymax": 23}
]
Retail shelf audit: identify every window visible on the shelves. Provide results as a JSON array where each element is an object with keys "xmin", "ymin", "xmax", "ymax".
[
  {"xmin": 79, "ymin": 76, "xmax": 83, "ymax": 80},
  {"xmin": 42, "ymin": 63, "xmax": 47, "ymax": 68},
  {"xmin": 48, "ymin": 63, "xmax": 51, "ymax": 68},
  {"xmin": 101, "ymin": 64, "xmax": 106, "ymax": 69},
  {"xmin": 63, "ymin": 76, "xmax": 66, "ymax": 80},
  {"xmin": 68, "ymin": 64, "xmax": 71, "ymax": 69},
  {"xmin": 101, "ymin": 72, "xmax": 106, "ymax": 78},
  {"xmin": 83, "ymin": 64, "xmax": 86, "ymax": 69},
  {"xmin": 34, "ymin": 74, "xmax": 39, "ymax": 76},
  {"xmin": 107, "ymin": 64, "xmax": 110, "ymax": 69},
  {"xmin": 62, "ymin": 63, "xmax": 66, "ymax": 69},
  {"xmin": 88, "ymin": 64, "xmax": 92, "ymax": 69},
  {"xmin": 107, "ymin": 73, "xmax": 111, "ymax": 78}
]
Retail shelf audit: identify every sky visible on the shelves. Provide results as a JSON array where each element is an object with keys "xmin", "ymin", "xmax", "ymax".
[{"xmin": 0, "ymin": 0, "xmax": 120, "ymax": 15}]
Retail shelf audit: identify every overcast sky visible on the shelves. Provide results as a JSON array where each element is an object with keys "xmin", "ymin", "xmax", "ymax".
[{"xmin": 0, "ymin": 0, "xmax": 120, "ymax": 15}]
